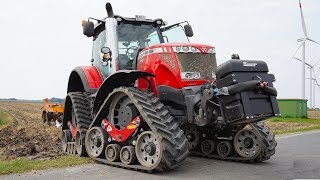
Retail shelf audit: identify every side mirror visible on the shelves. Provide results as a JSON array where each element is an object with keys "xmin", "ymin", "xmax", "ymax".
[
  {"xmin": 82, "ymin": 20, "xmax": 94, "ymax": 37},
  {"xmin": 184, "ymin": 24, "xmax": 194, "ymax": 37},
  {"xmin": 101, "ymin": 47, "xmax": 112, "ymax": 65}
]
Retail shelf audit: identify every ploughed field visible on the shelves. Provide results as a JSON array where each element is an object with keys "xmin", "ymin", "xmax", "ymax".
[{"xmin": 0, "ymin": 102, "xmax": 61, "ymax": 160}]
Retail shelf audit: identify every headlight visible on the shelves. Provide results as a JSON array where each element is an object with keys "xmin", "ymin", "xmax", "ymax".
[
  {"xmin": 181, "ymin": 72, "xmax": 201, "ymax": 80},
  {"xmin": 182, "ymin": 46, "xmax": 189, "ymax": 52},
  {"xmin": 191, "ymin": 46, "xmax": 197, "ymax": 52},
  {"xmin": 207, "ymin": 48, "xmax": 215, "ymax": 54}
]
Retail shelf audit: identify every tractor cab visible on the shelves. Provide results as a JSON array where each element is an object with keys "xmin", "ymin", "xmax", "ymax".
[{"xmin": 82, "ymin": 13, "xmax": 194, "ymax": 77}]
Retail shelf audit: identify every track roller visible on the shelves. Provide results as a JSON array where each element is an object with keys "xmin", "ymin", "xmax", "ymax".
[
  {"xmin": 61, "ymin": 130, "xmax": 72, "ymax": 153},
  {"xmin": 185, "ymin": 125, "xmax": 200, "ymax": 150},
  {"xmin": 75, "ymin": 132, "xmax": 84, "ymax": 155},
  {"xmin": 217, "ymin": 141, "xmax": 232, "ymax": 158},
  {"xmin": 201, "ymin": 140, "xmax": 215, "ymax": 155},
  {"xmin": 105, "ymin": 144, "xmax": 121, "ymax": 162},
  {"xmin": 135, "ymin": 131, "xmax": 162, "ymax": 169},
  {"xmin": 233, "ymin": 129, "xmax": 262, "ymax": 159},
  {"xmin": 85, "ymin": 127, "xmax": 108, "ymax": 158},
  {"xmin": 120, "ymin": 146, "xmax": 137, "ymax": 165}
]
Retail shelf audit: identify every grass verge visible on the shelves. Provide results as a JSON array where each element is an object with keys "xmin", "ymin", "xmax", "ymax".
[
  {"xmin": 267, "ymin": 117, "xmax": 320, "ymax": 134},
  {"xmin": 0, "ymin": 156, "xmax": 93, "ymax": 175},
  {"xmin": 0, "ymin": 110, "xmax": 13, "ymax": 129}
]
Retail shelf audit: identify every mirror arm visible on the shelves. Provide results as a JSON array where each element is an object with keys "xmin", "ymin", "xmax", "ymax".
[
  {"xmin": 160, "ymin": 21, "xmax": 188, "ymax": 32},
  {"xmin": 88, "ymin": 17, "xmax": 105, "ymax": 24}
]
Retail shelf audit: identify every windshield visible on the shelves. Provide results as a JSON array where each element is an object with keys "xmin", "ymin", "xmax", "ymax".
[
  {"xmin": 162, "ymin": 26, "xmax": 189, "ymax": 43},
  {"xmin": 117, "ymin": 23, "xmax": 161, "ymax": 69},
  {"xmin": 176, "ymin": 53, "xmax": 217, "ymax": 80}
]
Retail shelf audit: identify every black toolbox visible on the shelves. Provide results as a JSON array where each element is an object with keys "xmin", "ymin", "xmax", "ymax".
[{"xmin": 216, "ymin": 60, "xmax": 280, "ymax": 124}]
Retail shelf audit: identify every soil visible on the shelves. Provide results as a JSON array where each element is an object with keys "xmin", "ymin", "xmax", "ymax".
[
  {"xmin": 0, "ymin": 102, "xmax": 61, "ymax": 160},
  {"xmin": 0, "ymin": 101, "xmax": 317, "ymax": 160}
]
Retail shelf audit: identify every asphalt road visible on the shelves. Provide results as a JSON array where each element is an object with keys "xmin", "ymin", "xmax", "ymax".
[{"xmin": 2, "ymin": 130, "xmax": 320, "ymax": 180}]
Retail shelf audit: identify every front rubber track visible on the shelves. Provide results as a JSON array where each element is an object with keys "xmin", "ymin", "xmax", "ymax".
[
  {"xmin": 191, "ymin": 121, "xmax": 277, "ymax": 162},
  {"xmin": 104, "ymin": 87, "xmax": 189, "ymax": 171},
  {"xmin": 250, "ymin": 121, "xmax": 277, "ymax": 162},
  {"xmin": 65, "ymin": 92, "xmax": 93, "ymax": 156}
]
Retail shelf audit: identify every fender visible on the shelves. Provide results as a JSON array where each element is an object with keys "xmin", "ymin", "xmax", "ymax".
[
  {"xmin": 67, "ymin": 66, "xmax": 103, "ymax": 93},
  {"xmin": 93, "ymin": 70, "xmax": 155, "ymax": 114}
]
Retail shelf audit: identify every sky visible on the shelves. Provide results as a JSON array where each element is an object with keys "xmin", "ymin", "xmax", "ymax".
[{"xmin": 0, "ymin": 0, "xmax": 319, "ymax": 107}]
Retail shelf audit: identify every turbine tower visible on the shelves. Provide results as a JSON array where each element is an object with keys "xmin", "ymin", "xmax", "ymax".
[
  {"xmin": 292, "ymin": 0, "xmax": 320, "ymax": 100},
  {"xmin": 294, "ymin": 57, "xmax": 319, "ymax": 107}
]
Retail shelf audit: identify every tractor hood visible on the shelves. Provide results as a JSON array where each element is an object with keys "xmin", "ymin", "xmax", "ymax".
[{"xmin": 137, "ymin": 42, "xmax": 217, "ymax": 87}]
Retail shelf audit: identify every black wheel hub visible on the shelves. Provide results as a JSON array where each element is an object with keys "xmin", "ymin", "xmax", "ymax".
[
  {"xmin": 185, "ymin": 126, "xmax": 200, "ymax": 150},
  {"xmin": 203, "ymin": 142, "xmax": 211, "ymax": 152},
  {"xmin": 243, "ymin": 137, "xmax": 254, "ymax": 148},
  {"xmin": 186, "ymin": 133, "xmax": 195, "ymax": 142},
  {"xmin": 109, "ymin": 94, "xmax": 139, "ymax": 129},
  {"xmin": 144, "ymin": 142, "xmax": 156, "ymax": 156},
  {"xmin": 107, "ymin": 148, "xmax": 115, "ymax": 158},
  {"xmin": 93, "ymin": 137, "xmax": 102, "ymax": 147},
  {"xmin": 219, "ymin": 144, "xmax": 228, "ymax": 154},
  {"xmin": 118, "ymin": 105, "xmax": 136, "ymax": 128}
]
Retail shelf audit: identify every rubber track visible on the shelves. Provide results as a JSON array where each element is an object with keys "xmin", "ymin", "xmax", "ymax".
[
  {"xmin": 93, "ymin": 87, "xmax": 189, "ymax": 172},
  {"xmin": 67, "ymin": 92, "xmax": 93, "ymax": 156},
  {"xmin": 250, "ymin": 121, "xmax": 277, "ymax": 162},
  {"xmin": 191, "ymin": 121, "xmax": 277, "ymax": 163}
]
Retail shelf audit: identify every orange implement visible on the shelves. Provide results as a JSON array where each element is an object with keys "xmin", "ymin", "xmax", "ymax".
[{"xmin": 41, "ymin": 98, "xmax": 64, "ymax": 126}]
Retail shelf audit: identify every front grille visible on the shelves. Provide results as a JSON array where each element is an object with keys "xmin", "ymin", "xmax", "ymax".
[{"xmin": 175, "ymin": 53, "xmax": 217, "ymax": 80}]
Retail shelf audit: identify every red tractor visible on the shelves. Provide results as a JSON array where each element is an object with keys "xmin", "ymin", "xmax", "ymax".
[{"xmin": 62, "ymin": 3, "xmax": 279, "ymax": 172}]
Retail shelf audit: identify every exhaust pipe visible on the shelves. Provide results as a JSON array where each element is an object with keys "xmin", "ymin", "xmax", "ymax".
[{"xmin": 105, "ymin": 2, "xmax": 114, "ymax": 18}]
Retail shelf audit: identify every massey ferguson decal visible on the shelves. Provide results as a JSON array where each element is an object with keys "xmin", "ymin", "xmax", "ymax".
[{"xmin": 243, "ymin": 62, "xmax": 258, "ymax": 67}]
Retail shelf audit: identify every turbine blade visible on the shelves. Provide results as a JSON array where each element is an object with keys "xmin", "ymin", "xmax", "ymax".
[
  {"xmin": 307, "ymin": 38, "xmax": 320, "ymax": 45},
  {"xmin": 299, "ymin": 0, "xmax": 307, "ymax": 37},
  {"xmin": 291, "ymin": 39, "xmax": 307, "ymax": 61}
]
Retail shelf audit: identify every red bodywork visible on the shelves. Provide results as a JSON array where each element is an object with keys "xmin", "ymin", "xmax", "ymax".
[
  {"xmin": 136, "ymin": 43, "xmax": 215, "ymax": 94},
  {"xmin": 80, "ymin": 66, "xmax": 103, "ymax": 89},
  {"xmin": 78, "ymin": 43, "xmax": 214, "ymax": 94},
  {"xmin": 102, "ymin": 116, "xmax": 141, "ymax": 142},
  {"xmin": 68, "ymin": 121, "xmax": 79, "ymax": 139}
]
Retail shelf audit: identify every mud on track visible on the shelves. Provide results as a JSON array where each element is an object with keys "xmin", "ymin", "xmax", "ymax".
[{"xmin": 0, "ymin": 102, "xmax": 61, "ymax": 160}]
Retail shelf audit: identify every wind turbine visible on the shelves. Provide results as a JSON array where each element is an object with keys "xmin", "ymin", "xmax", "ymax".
[
  {"xmin": 294, "ymin": 57, "xmax": 319, "ymax": 107},
  {"xmin": 292, "ymin": 0, "xmax": 320, "ymax": 100},
  {"xmin": 312, "ymin": 67, "xmax": 320, "ymax": 108}
]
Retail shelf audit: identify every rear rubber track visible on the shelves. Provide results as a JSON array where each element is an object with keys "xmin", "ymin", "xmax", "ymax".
[
  {"xmin": 94, "ymin": 87, "xmax": 189, "ymax": 172},
  {"xmin": 65, "ymin": 92, "xmax": 93, "ymax": 156}
]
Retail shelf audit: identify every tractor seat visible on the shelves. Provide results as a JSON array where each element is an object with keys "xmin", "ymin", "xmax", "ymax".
[{"xmin": 119, "ymin": 54, "xmax": 132, "ymax": 70}]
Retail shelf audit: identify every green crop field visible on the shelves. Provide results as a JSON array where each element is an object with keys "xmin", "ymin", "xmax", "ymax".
[
  {"xmin": 0, "ymin": 110, "xmax": 13, "ymax": 129},
  {"xmin": 267, "ymin": 117, "xmax": 320, "ymax": 134},
  {"xmin": 0, "ymin": 156, "xmax": 93, "ymax": 175}
]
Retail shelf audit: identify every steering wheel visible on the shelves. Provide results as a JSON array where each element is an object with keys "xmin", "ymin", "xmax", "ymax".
[{"xmin": 126, "ymin": 46, "xmax": 139, "ymax": 59}]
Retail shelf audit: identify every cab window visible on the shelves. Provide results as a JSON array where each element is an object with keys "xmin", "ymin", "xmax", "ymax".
[{"xmin": 92, "ymin": 29, "xmax": 109, "ymax": 75}]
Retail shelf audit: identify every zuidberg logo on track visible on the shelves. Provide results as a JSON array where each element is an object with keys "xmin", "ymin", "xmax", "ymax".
[{"xmin": 243, "ymin": 62, "xmax": 257, "ymax": 67}]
